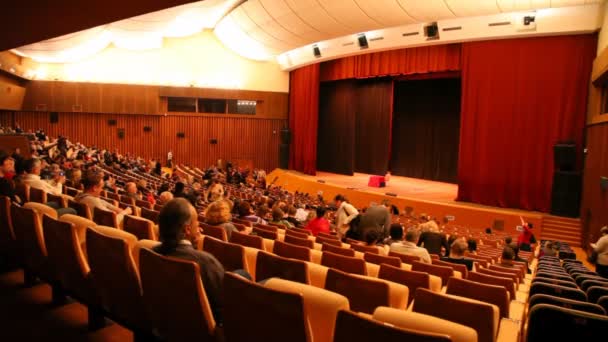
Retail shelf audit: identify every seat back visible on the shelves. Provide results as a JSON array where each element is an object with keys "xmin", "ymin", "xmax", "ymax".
[
  {"xmin": 252, "ymin": 226, "xmax": 278, "ymax": 240},
  {"xmin": 0, "ymin": 196, "xmax": 15, "ymax": 248},
  {"xmin": 580, "ymin": 279, "xmax": 608, "ymax": 293},
  {"xmin": 413, "ymin": 288, "xmax": 497, "ymax": 342},
  {"xmin": 139, "ymin": 248, "xmax": 216, "ymax": 341},
  {"xmin": 477, "ymin": 267, "xmax": 518, "ymax": 285},
  {"xmin": 364, "ymin": 252, "xmax": 401, "ymax": 268},
  {"xmin": 316, "ymin": 235, "xmax": 342, "ymax": 246},
  {"xmin": 529, "ymin": 282, "xmax": 587, "ymax": 302},
  {"xmin": 533, "ymin": 276, "xmax": 578, "ymax": 289},
  {"xmin": 290, "ymin": 227, "xmax": 312, "ymax": 236},
  {"xmin": 273, "ymin": 240, "xmax": 311, "ymax": 262},
  {"xmin": 202, "ymin": 237, "xmax": 246, "ymax": 271},
  {"xmin": 11, "ymin": 203, "xmax": 48, "ymax": 277},
  {"xmin": 588, "ymin": 286, "xmax": 608, "ymax": 303},
  {"xmin": 42, "ymin": 215, "xmax": 92, "ymax": 303},
  {"xmin": 47, "ymin": 193, "xmax": 67, "ymax": 208},
  {"xmin": 389, "ymin": 251, "xmax": 421, "ymax": 264},
  {"xmin": 334, "ymin": 310, "xmax": 451, "ymax": 342},
  {"xmin": 350, "ymin": 243, "xmax": 379, "ymax": 254},
  {"xmin": 467, "ymin": 271, "xmax": 516, "ymax": 300},
  {"xmin": 135, "ymin": 199, "xmax": 152, "ymax": 210},
  {"xmin": 230, "ymin": 230, "xmax": 264, "ymax": 250},
  {"xmin": 529, "ymin": 294, "xmax": 606, "ymax": 315},
  {"xmin": 223, "ymin": 272, "xmax": 309, "ymax": 342},
  {"xmin": 68, "ymin": 199, "xmax": 91, "ymax": 219},
  {"xmin": 325, "ymin": 268, "xmax": 389, "ymax": 314},
  {"xmin": 434, "ymin": 259, "xmax": 468, "ymax": 279},
  {"xmin": 317, "ymin": 232, "xmax": 339, "ymax": 240},
  {"xmin": 489, "ymin": 264, "xmax": 522, "ymax": 281},
  {"xmin": 374, "ymin": 307, "xmax": 478, "ymax": 342},
  {"xmin": 123, "ymin": 215, "xmax": 156, "ymax": 240},
  {"xmin": 526, "ymin": 304, "xmax": 608, "ymax": 341},
  {"xmin": 599, "ymin": 296, "xmax": 608, "ymax": 315},
  {"xmin": 322, "ymin": 243, "xmax": 356, "ymax": 257},
  {"xmin": 378, "ymin": 264, "xmax": 430, "ymax": 304},
  {"xmin": 255, "ymin": 251, "xmax": 309, "ymax": 284},
  {"xmin": 412, "ymin": 261, "xmax": 454, "ymax": 286},
  {"xmin": 93, "ymin": 207, "xmax": 118, "ymax": 228},
  {"xmin": 285, "ymin": 229, "xmax": 309, "ymax": 240},
  {"xmin": 201, "ymin": 223, "xmax": 228, "ymax": 242},
  {"xmin": 14, "ymin": 182, "xmax": 29, "ymax": 203},
  {"xmin": 284, "ymin": 234, "xmax": 314, "ymax": 249},
  {"xmin": 140, "ymin": 207, "xmax": 159, "ymax": 224},
  {"xmin": 86, "ymin": 227, "xmax": 148, "ymax": 329},
  {"xmin": 446, "ymin": 277, "xmax": 509, "ymax": 318},
  {"xmin": 29, "ymin": 187, "xmax": 47, "ymax": 204},
  {"xmin": 321, "ymin": 251, "xmax": 367, "ymax": 275}
]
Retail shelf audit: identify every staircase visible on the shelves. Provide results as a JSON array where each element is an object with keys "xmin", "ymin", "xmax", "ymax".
[{"xmin": 541, "ymin": 215, "xmax": 581, "ymax": 247}]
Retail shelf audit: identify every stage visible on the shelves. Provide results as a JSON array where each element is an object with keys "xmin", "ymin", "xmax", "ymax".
[{"xmin": 267, "ymin": 169, "xmax": 546, "ymax": 236}]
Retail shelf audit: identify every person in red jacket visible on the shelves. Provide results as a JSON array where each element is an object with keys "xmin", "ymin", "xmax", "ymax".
[
  {"xmin": 305, "ymin": 206, "xmax": 331, "ymax": 236},
  {"xmin": 517, "ymin": 216, "xmax": 535, "ymax": 252}
]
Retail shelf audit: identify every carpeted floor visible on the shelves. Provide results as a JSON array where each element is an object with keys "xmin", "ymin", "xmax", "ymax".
[{"xmin": 0, "ymin": 267, "xmax": 133, "ymax": 342}]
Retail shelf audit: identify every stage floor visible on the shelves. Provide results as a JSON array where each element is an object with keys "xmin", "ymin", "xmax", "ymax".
[{"xmin": 314, "ymin": 171, "xmax": 458, "ymax": 203}]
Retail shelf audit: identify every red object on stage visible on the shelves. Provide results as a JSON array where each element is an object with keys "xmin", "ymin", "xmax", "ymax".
[{"xmin": 368, "ymin": 175, "xmax": 386, "ymax": 188}]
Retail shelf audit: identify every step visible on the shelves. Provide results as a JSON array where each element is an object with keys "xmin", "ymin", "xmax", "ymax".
[
  {"xmin": 542, "ymin": 219, "xmax": 580, "ymax": 227},
  {"xmin": 543, "ymin": 215, "xmax": 581, "ymax": 223},
  {"xmin": 540, "ymin": 233, "xmax": 581, "ymax": 244},
  {"xmin": 541, "ymin": 226, "xmax": 581, "ymax": 234}
]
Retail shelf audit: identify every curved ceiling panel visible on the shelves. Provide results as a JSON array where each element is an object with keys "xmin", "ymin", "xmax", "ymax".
[
  {"xmin": 317, "ymin": 0, "xmax": 384, "ymax": 31},
  {"xmin": 282, "ymin": 0, "xmax": 353, "ymax": 36},
  {"xmin": 262, "ymin": 0, "xmax": 327, "ymax": 42},
  {"xmin": 354, "ymin": 0, "xmax": 418, "ymax": 27},
  {"xmin": 395, "ymin": 0, "xmax": 456, "ymax": 22},
  {"xmin": 444, "ymin": 0, "xmax": 501, "ymax": 16}
]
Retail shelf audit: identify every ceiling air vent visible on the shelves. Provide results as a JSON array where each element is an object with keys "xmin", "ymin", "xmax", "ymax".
[
  {"xmin": 369, "ymin": 36, "xmax": 384, "ymax": 42},
  {"xmin": 442, "ymin": 26, "xmax": 461, "ymax": 32},
  {"xmin": 488, "ymin": 21, "xmax": 511, "ymax": 27},
  {"xmin": 402, "ymin": 32, "xmax": 419, "ymax": 37}
]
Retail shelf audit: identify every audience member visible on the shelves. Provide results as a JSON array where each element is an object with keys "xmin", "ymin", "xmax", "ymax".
[
  {"xmin": 517, "ymin": 221, "xmax": 535, "ymax": 251},
  {"xmin": 441, "ymin": 239, "xmax": 474, "ymax": 271},
  {"xmin": 0, "ymin": 155, "xmax": 17, "ymax": 203},
  {"xmin": 237, "ymin": 201, "xmax": 267, "ymax": 225},
  {"xmin": 204, "ymin": 200, "xmax": 238, "ymax": 240},
  {"xmin": 358, "ymin": 201, "xmax": 391, "ymax": 239},
  {"xmin": 75, "ymin": 170, "xmax": 131, "ymax": 223},
  {"xmin": 417, "ymin": 225, "xmax": 448, "ymax": 257},
  {"xmin": 270, "ymin": 207, "xmax": 293, "ymax": 229},
  {"xmin": 390, "ymin": 229, "xmax": 431, "ymax": 264},
  {"xmin": 334, "ymin": 194, "xmax": 359, "ymax": 239},
  {"xmin": 305, "ymin": 207, "xmax": 330, "ymax": 236},
  {"xmin": 592, "ymin": 226, "xmax": 608, "ymax": 278}
]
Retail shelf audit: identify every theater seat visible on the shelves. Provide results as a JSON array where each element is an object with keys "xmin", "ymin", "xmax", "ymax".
[
  {"xmin": 0, "ymin": 196, "xmax": 16, "ymax": 260},
  {"xmin": 123, "ymin": 215, "xmax": 156, "ymax": 240},
  {"xmin": 202, "ymin": 236, "xmax": 249, "ymax": 273},
  {"xmin": 68, "ymin": 199, "xmax": 92, "ymax": 219},
  {"xmin": 528, "ymin": 294, "xmax": 606, "ymax": 315},
  {"xmin": 446, "ymin": 277, "xmax": 511, "ymax": 319},
  {"xmin": 334, "ymin": 310, "xmax": 451, "ymax": 342},
  {"xmin": 93, "ymin": 207, "xmax": 118, "ymax": 228},
  {"xmin": 24, "ymin": 202, "xmax": 58, "ymax": 220},
  {"xmin": 468, "ymin": 271, "xmax": 516, "ymax": 302},
  {"xmin": 139, "ymin": 248, "xmax": 218, "ymax": 341},
  {"xmin": 273, "ymin": 240, "xmax": 311, "ymax": 262},
  {"xmin": 378, "ymin": 264, "xmax": 442, "ymax": 303},
  {"xmin": 11, "ymin": 203, "xmax": 50, "ymax": 282},
  {"xmin": 526, "ymin": 304, "xmax": 608, "ymax": 341},
  {"xmin": 412, "ymin": 261, "xmax": 457, "ymax": 287},
  {"xmin": 265, "ymin": 277, "xmax": 349, "ymax": 342},
  {"xmin": 223, "ymin": 272, "xmax": 310, "ymax": 342},
  {"xmin": 373, "ymin": 307, "xmax": 478, "ymax": 342},
  {"xmin": 133, "ymin": 239, "xmax": 160, "ymax": 269},
  {"xmin": 255, "ymin": 251, "xmax": 309, "ymax": 284},
  {"xmin": 230, "ymin": 230, "xmax": 264, "ymax": 250},
  {"xmin": 364, "ymin": 252, "xmax": 401, "ymax": 268},
  {"xmin": 321, "ymin": 251, "xmax": 367, "ymax": 275},
  {"xmin": 59, "ymin": 214, "xmax": 97, "ymax": 257}
]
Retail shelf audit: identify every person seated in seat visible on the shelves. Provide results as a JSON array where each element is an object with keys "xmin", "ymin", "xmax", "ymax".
[
  {"xmin": 441, "ymin": 239, "xmax": 474, "ymax": 271},
  {"xmin": 75, "ymin": 170, "xmax": 131, "ymax": 222},
  {"xmin": 467, "ymin": 239, "xmax": 477, "ymax": 255},
  {"xmin": 237, "ymin": 200, "xmax": 267, "ymax": 225},
  {"xmin": 286, "ymin": 205, "xmax": 303, "ymax": 228},
  {"xmin": 204, "ymin": 200, "xmax": 238, "ymax": 240},
  {"xmin": 390, "ymin": 228, "xmax": 431, "ymax": 264},
  {"xmin": 305, "ymin": 206, "xmax": 330, "ymax": 236},
  {"xmin": 498, "ymin": 245, "xmax": 522, "ymax": 269},
  {"xmin": 417, "ymin": 222, "xmax": 449, "ymax": 257},
  {"xmin": 270, "ymin": 206, "xmax": 293, "ymax": 229},
  {"xmin": 21, "ymin": 158, "xmax": 63, "ymax": 196},
  {"xmin": 157, "ymin": 191, "xmax": 173, "ymax": 206},
  {"xmin": 509, "ymin": 243, "xmax": 531, "ymax": 274},
  {"xmin": 383, "ymin": 223, "xmax": 404, "ymax": 245},
  {"xmin": 125, "ymin": 182, "xmax": 142, "ymax": 201},
  {"xmin": 153, "ymin": 198, "xmax": 226, "ymax": 323}
]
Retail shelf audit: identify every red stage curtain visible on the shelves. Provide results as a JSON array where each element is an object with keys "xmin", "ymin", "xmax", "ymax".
[
  {"xmin": 320, "ymin": 44, "xmax": 461, "ymax": 82},
  {"xmin": 289, "ymin": 64, "xmax": 320, "ymax": 175},
  {"xmin": 457, "ymin": 35, "xmax": 597, "ymax": 212}
]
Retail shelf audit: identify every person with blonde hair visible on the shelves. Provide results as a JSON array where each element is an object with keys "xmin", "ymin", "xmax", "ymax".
[{"xmin": 204, "ymin": 200, "xmax": 237, "ymax": 239}]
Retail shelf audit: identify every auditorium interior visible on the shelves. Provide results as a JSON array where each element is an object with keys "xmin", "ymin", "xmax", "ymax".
[{"xmin": 1, "ymin": 0, "xmax": 608, "ymax": 341}]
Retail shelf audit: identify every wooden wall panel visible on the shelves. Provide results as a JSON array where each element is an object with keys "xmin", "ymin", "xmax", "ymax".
[
  {"xmin": 581, "ymin": 122, "xmax": 608, "ymax": 247},
  {"xmin": 22, "ymin": 81, "xmax": 288, "ymax": 119},
  {"xmin": 0, "ymin": 110, "xmax": 285, "ymax": 171}
]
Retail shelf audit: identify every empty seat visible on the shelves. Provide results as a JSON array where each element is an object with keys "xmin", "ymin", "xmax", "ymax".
[
  {"xmin": 350, "ymin": 243, "xmax": 380, "ymax": 254},
  {"xmin": 47, "ymin": 193, "xmax": 67, "ymax": 208},
  {"xmin": 223, "ymin": 272, "xmax": 309, "ymax": 342},
  {"xmin": 139, "ymin": 248, "xmax": 218, "ymax": 341},
  {"xmin": 285, "ymin": 229, "xmax": 310, "ymax": 240},
  {"xmin": 321, "ymin": 251, "xmax": 367, "ymax": 275},
  {"xmin": 434, "ymin": 259, "xmax": 468, "ymax": 279},
  {"xmin": 317, "ymin": 232, "xmax": 339, "ymax": 240},
  {"xmin": 413, "ymin": 288, "xmax": 499, "ymax": 342},
  {"xmin": 322, "ymin": 243, "xmax": 356, "ymax": 257},
  {"xmin": 140, "ymin": 207, "xmax": 159, "ymax": 224},
  {"xmin": 574, "ymin": 273, "xmax": 606, "ymax": 287},
  {"xmin": 587, "ymin": 285, "xmax": 608, "ymax": 303},
  {"xmin": 536, "ymin": 271, "xmax": 573, "ymax": 283},
  {"xmin": 86, "ymin": 227, "xmax": 151, "ymax": 333},
  {"xmin": 599, "ymin": 296, "xmax": 608, "ymax": 315},
  {"xmin": 532, "ymin": 276, "xmax": 578, "ymax": 289},
  {"xmin": 364, "ymin": 252, "xmax": 401, "ymax": 268},
  {"xmin": 29, "ymin": 187, "xmax": 47, "ymax": 204},
  {"xmin": 529, "ymin": 282, "xmax": 587, "ymax": 302},
  {"xmin": 11, "ymin": 203, "xmax": 50, "ymax": 282},
  {"xmin": 378, "ymin": 264, "xmax": 440, "ymax": 303},
  {"xmin": 0, "ymin": 196, "xmax": 16, "ymax": 260},
  {"xmin": 334, "ymin": 310, "xmax": 451, "ymax": 342},
  {"xmin": 389, "ymin": 251, "xmax": 421, "ymax": 264},
  {"xmin": 412, "ymin": 261, "xmax": 455, "ymax": 287},
  {"xmin": 201, "ymin": 223, "xmax": 228, "ymax": 241},
  {"xmin": 123, "ymin": 215, "xmax": 156, "ymax": 240},
  {"xmin": 68, "ymin": 199, "xmax": 92, "ymax": 219},
  {"xmin": 135, "ymin": 199, "xmax": 152, "ymax": 210},
  {"xmin": 324, "ymin": 268, "xmax": 390, "ymax": 314},
  {"xmin": 467, "ymin": 272, "xmax": 516, "ymax": 301},
  {"xmin": 446, "ymin": 277, "xmax": 510, "ymax": 318},
  {"xmin": 316, "ymin": 235, "xmax": 342, "ymax": 246},
  {"xmin": 478, "ymin": 268, "xmax": 519, "ymax": 285},
  {"xmin": 284, "ymin": 234, "xmax": 314, "ymax": 249},
  {"xmin": 252, "ymin": 226, "xmax": 278, "ymax": 240},
  {"xmin": 14, "ymin": 183, "xmax": 29, "ymax": 203},
  {"xmin": 265, "ymin": 277, "xmax": 349, "ymax": 342},
  {"xmin": 290, "ymin": 227, "xmax": 312, "ymax": 236},
  {"xmin": 373, "ymin": 307, "xmax": 478, "ymax": 342},
  {"xmin": 230, "ymin": 230, "xmax": 264, "ymax": 250},
  {"xmin": 273, "ymin": 240, "xmax": 311, "ymax": 262},
  {"xmin": 526, "ymin": 304, "xmax": 608, "ymax": 341},
  {"xmin": 528, "ymin": 294, "xmax": 606, "ymax": 315},
  {"xmin": 202, "ymin": 237, "xmax": 248, "ymax": 272},
  {"xmin": 93, "ymin": 207, "xmax": 118, "ymax": 228},
  {"xmin": 256, "ymin": 251, "xmax": 309, "ymax": 284}
]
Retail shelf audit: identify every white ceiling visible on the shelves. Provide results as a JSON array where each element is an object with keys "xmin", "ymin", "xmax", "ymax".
[{"xmin": 11, "ymin": 0, "xmax": 605, "ymax": 63}]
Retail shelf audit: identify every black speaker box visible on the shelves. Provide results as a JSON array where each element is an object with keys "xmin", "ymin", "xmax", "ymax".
[
  {"xmin": 117, "ymin": 129, "xmax": 125, "ymax": 139},
  {"xmin": 210, "ymin": 139, "xmax": 218, "ymax": 144},
  {"xmin": 280, "ymin": 128, "xmax": 291, "ymax": 144},
  {"xmin": 50, "ymin": 112, "xmax": 59, "ymax": 123},
  {"xmin": 357, "ymin": 34, "xmax": 368, "ymax": 49},
  {"xmin": 551, "ymin": 171, "xmax": 581, "ymax": 218},
  {"xmin": 424, "ymin": 23, "xmax": 439, "ymax": 39},
  {"xmin": 177, "ymin": 132, "xmax": 185, "ymax": 138},
  {"xmin": 554, "ymin": 143, "xmax": 576, "ymax": 171},
  {"xmin": 108, "ymin": 119, "xmax": 117, "ymax": 126},
  {"xmin": 313, "ymin": 45, "xmax": 321, "ymax": 58},
  {"xmin": 279, "ymin": 143, "xmax": 289, "ymax": 169},
  {"xmin": 143, "ymin": 126, "xmax": 152, "ymax": 132}
]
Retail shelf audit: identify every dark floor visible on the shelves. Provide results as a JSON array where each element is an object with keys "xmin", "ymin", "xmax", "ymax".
[{"xmin": 0, "ymin": 265, "xmax": 133, "ymax": 342}]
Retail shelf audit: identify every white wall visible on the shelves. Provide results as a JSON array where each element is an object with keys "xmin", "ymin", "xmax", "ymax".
[
  {"xmin": 22, "ymin": 30, "xmax": 289, "ymax": 92},
  {"xmin": 598, "ymin": 2, "xmax": 608, "ymax": 55}
]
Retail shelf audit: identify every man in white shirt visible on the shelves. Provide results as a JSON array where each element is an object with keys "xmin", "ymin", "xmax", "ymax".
[
  {"xmin": 74, "ymin": 170, "xmax": 131, "ymax": 224},
  {"xmin": 592, "ymin": 226, "xmax": 608, "ymax": 278},
  {"xmin": 334, "ymin": 194, "xmax": 359, "ymax": 239},
  {"xmin": 21, "ymin": 158, "xmax": 63, "ymax": 196},
  {"xmin": 390, "ymin": 228, "xmax": 432, "ymax": 264}
]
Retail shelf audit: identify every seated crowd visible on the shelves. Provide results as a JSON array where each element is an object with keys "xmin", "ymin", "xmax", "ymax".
[{"xmin": 2, "ymin": 126, "xmax": 607, "ymax": 341}]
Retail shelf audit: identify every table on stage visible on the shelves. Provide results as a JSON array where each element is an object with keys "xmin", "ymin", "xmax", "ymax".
[{"xmin": 368, "ymin": 175, "xmax": 386, "ymax": 188}]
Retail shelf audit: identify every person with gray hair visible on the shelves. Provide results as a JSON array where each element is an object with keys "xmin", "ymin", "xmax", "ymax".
[
  {"xmin": 441, "ymin": 238, "xmax": 474, "ymax": 270},
  {"xmin": 158, "ymin": 191, "xmax": 174, "ymax": 205},
  {"xmin": 389, "ymin": 228, "xmax": 431, "ymax": 264}
]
